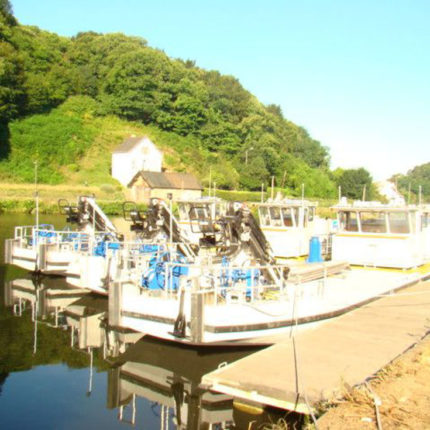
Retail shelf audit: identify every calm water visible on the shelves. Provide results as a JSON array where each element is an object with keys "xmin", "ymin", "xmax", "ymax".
[{"xmin": 0, "ymin": 214, "xmax": 301, "ymax": 429}]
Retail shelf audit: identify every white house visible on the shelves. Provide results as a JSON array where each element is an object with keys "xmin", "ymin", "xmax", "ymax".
[{"xmin": 112, "ymin": 136, "xmax": 163, "ymax": 186}]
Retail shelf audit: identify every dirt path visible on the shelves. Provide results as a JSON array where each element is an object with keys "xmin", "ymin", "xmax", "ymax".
[{"xmin": 317, "ymin": 333, "xmax": 430, "ymax": 429}]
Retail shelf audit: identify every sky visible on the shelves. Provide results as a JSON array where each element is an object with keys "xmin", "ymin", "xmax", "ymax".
[{"xmin": 11, "ymin": 0, "xmax": 430, "ymax": 181}]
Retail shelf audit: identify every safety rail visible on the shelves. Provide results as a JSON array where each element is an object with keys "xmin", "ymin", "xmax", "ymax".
[
  {"xmin": 119, "ymin": 249, "xmax": 294, "ymax": 304},
  {"xmin": 12, "ymin": 225, "xmax": 117, "ymax": 252}
]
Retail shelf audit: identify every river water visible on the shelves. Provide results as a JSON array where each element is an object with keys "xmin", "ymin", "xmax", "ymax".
[{"xmin": 0, "ymin": 214, "xmax": 304, "ymax": 429}]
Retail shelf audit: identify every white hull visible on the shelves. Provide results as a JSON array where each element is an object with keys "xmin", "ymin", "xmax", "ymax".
[{"xmin": 111, "ymin": 266, "xmax": 429, "ymax": 345}]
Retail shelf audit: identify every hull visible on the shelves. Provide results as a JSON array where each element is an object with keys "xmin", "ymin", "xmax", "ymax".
[{"xmin": 110, "ymin": 266, "xmax": 430, "ymax": 346}]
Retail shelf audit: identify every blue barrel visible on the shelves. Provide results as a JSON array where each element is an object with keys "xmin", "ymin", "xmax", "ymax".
[{"xmin": 307, "ymin": 236, "xmax": 323, "ymax": 263}]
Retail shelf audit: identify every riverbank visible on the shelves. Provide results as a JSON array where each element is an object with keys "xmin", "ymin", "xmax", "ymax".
[
  {"xmin": 0, "ymin": 182, "xmax": 337, "ymax": 216},
  {"xmin": 316, "ymin": 333, "xmax": 430, "ymax": 429},
  {"xmin": 0, "ymin": 182, "xmax": 127, "ymax": 215}
]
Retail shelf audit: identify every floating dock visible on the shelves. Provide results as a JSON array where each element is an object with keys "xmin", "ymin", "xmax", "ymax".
[{"xmin": 202, "ymin": 273, "xmax": 430, "ymax": 414}]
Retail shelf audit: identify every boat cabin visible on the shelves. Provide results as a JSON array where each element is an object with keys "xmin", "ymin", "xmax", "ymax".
[
  {"xmin": 421, "ymin": 205, "xmax": 430, "ymax": 260},
  {"xmin": 257, "ymin": 199, "xmax": 326, "ymax": 258},
  {"xmin": 332, "ymin": 201, "xmax": 425, "ymax": 268},
  {"xmin": 177, "ymin": 197, "xmax": 227, "ymax": 246}
]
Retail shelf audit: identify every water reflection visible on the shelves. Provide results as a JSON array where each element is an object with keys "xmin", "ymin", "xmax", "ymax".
[
  {"xmin": 0, "ymin": 215, "xmax": 300, "ymax": 429},
  {"xmin": 108, "ymin": 337, "xmax": 259, "ymax": 429}
]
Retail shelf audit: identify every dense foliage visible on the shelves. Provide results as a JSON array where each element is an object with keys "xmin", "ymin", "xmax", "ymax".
[
  {"xmin": 332, "ymin": 167, "xmax": 376, "ymax": 200},
  {"xmin": 393, "ymin": 162, "xmax": 430, "ymax": 202},
  {"xmin": 1, "ymin": 6, "xmax": 338, "ymax": 196}
]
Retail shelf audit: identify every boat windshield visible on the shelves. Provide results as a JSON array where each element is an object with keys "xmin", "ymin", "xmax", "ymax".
[
  {"xmin": 281, "ymin": 208, "xmax": 295, "ymax": 227},
  {"xmin": 388, "ymin": 211, "xmax": 410, "ymax": 234},
  {"xmin": 259, "ymin": 207, "xmax": 270, "ymax": 226},
  {"xmin": 269, "ymin": 207, "xmax": 282, "ymax": 227},
  {"xmin": 178, "ymin": 203, "xmax": 190, "ymax": 221},
  {"xmin": 339, "ymin": 211, "xmax": 359, "ymax": 232},
  {"xmin": 189, "ymin": 205, "xmax": 210, "ymax": 221},
  {"xmin": 421, "ymin": 212, "xmax": 430, "ymax": 229},
  {"xmin": 360, "ymin": 211, "xmax": 387, "ymax": 233}
]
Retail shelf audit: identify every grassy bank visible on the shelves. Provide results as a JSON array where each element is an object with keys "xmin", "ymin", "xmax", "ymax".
[
  {"xmin": 0, "ymin": 182, "xmax": 126, "ymax": 215},
  {"xmin": 0, "ymin": 182, "xmax": 338, "ymax": 216}
]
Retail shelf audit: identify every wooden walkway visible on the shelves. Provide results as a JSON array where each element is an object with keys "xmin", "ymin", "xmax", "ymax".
[{"xmin": 202, "ymin": 278, "xmax": 430, "ymax": 414}]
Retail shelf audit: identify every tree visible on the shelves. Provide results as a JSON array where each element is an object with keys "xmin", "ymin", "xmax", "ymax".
[
  {"xmin": 395, "ymin": 162, "xmax": 430, "ymax": 201},
  {"xmin": 335, "ymin": 168, "xmax": 373, "ymax": 200},
  {"xmin": 0, "ymin": 40, "xmax": 25, "ymax": 124},
  {"xmin": 0, "ymin": 0, "xmax": 16, "ymax": 25}
]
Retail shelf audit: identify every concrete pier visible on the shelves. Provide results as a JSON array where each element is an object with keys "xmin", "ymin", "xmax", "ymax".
[{"xmin": 202, "ymin": 277, "xmax": 430, "ymax": 414}]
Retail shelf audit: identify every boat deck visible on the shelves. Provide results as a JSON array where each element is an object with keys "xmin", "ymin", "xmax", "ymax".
[{"xmin": 202, "ymin": 275, "xmax": 430, "ymax": 413}]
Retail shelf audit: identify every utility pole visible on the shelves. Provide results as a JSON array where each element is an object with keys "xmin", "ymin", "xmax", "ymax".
[
  {"xmin": 271, "ymin": 176, "xmax": 275, "ymax": 200},
  {"xmin": 34, "ymin": 160, "xmax": 39, "ymax": 228}
]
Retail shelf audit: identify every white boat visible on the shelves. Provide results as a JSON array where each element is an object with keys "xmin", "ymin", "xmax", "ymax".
[
  {"xmin": 4, "ymin": 196, "xmax": 119, "ymax": 275},
  {"xmin": 331, "ymin": 200, "xmax": 428, "ymax": 268},
  {"xmin": 106, "ymin": 202, "xmax": 350, "ymax": 345},
  {"xmin": 65, "ymin": 199, "xmax": 194, "ymax": 294},
  {"xmin": 256, "ymin": 198, "xmax": 331, "ymax": 259},
  {"xmin": 105, "ymin": 198, "xmax": 430, "ymax": 346},
  {"xmin": 421, "ymin": 204, "xmax": 430, "ymax": 260}
]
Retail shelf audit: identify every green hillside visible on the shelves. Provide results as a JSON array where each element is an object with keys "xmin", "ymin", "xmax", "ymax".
[
  {"xmin": 0, "ymin": 2, "xmax": 375, "ymax": 200},
  {"xmin": 392, "ymin": 162, "xmax": 430, "ymax": 203}
]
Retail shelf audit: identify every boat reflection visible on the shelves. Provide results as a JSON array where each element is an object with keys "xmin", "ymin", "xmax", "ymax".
[
  {"xmin": 4, "ymin": 276, "xmax": 298, "ymax": 429},
  {"xmin": 4, "ymin": 275, "xmax": 90, "ymax": 325},
  {"xmin": 108, "ymin": 336, "xmax": 261, "ymax": 429}
]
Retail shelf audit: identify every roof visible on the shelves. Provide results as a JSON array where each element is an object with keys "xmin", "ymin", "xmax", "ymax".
[
  {"xmin": 113, "ymin": 136, "xmax": 145, "ymax": 153},
  {"xmin": 128, "ymin": 171, "xmax": 203, "ymax": 190}
]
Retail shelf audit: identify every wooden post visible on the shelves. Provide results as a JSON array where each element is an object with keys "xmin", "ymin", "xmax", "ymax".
[
  {"xmin": 4, "ymin": 239, "xmax": 12, "ymax": 264},
  {"xmin": 106, "ymin": 367, "xmax": 121, "ymax": 409},
  {"xmin": 37, "ymin": 243, "xmax": 47, "ymax": 271},
  {"xmin": 109, "ymin": 280, "xmax": 122, "ymax": 327}
]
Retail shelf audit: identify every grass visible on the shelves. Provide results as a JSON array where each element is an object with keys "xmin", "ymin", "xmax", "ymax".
[{"xmin": 0, "ymin": 181, "xmax": 339, "ymax": 218}]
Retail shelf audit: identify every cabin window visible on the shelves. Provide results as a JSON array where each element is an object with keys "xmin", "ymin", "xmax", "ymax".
[
  {"xmin": 360, "ymin": 212, "xmax": 387, "ymax": 233},
  {"xmin": 214, "ymin": 204, "xmax": 223, "ymax": 218},
  {"xmin": 388, "ymin": 212, "xmax": 410, "ymax": 234},
  {"xmin": 339, "ymin": 211, "xmax": 358, "ymax": 232},
  {"xmin": 308, "ymin": 207, "xmax": 315, "ymax": 222},
  {"xmin": 294, "ymin": 208, "xmax": 300, "ymax": 227},
  {"xmin": 422, "ymin": 214, "xmax": 430, "ymax": 229},
  {"xmin": 281, "ymin": 208, "xmax": 294, "ymax": 227},
  {"xmin": 269, "ymin": 207, "xmax": 282, "ymax": 227},
  {"xmin": 178, "ymin": 204, "xmax": 189, "ymax": 221},
  {"xmin": 259, "ymin": 207, "xmax": 270, "ymax": 226},
  {"xmin": 189, "ymin": 206, "xmax": 207, "ymax": 221},
  {"xmin": 302, "ymin": 208, "xmax": 308, "ymax": 228},
  {"xmin": 409, "ymin": 212, "xmax": 417, "ymax": 233}
]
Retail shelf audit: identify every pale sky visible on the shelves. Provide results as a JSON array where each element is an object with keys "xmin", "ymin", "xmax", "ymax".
[{"xmin": 11, "ymin": 0, "xmax": 430, "ymax": 180}]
